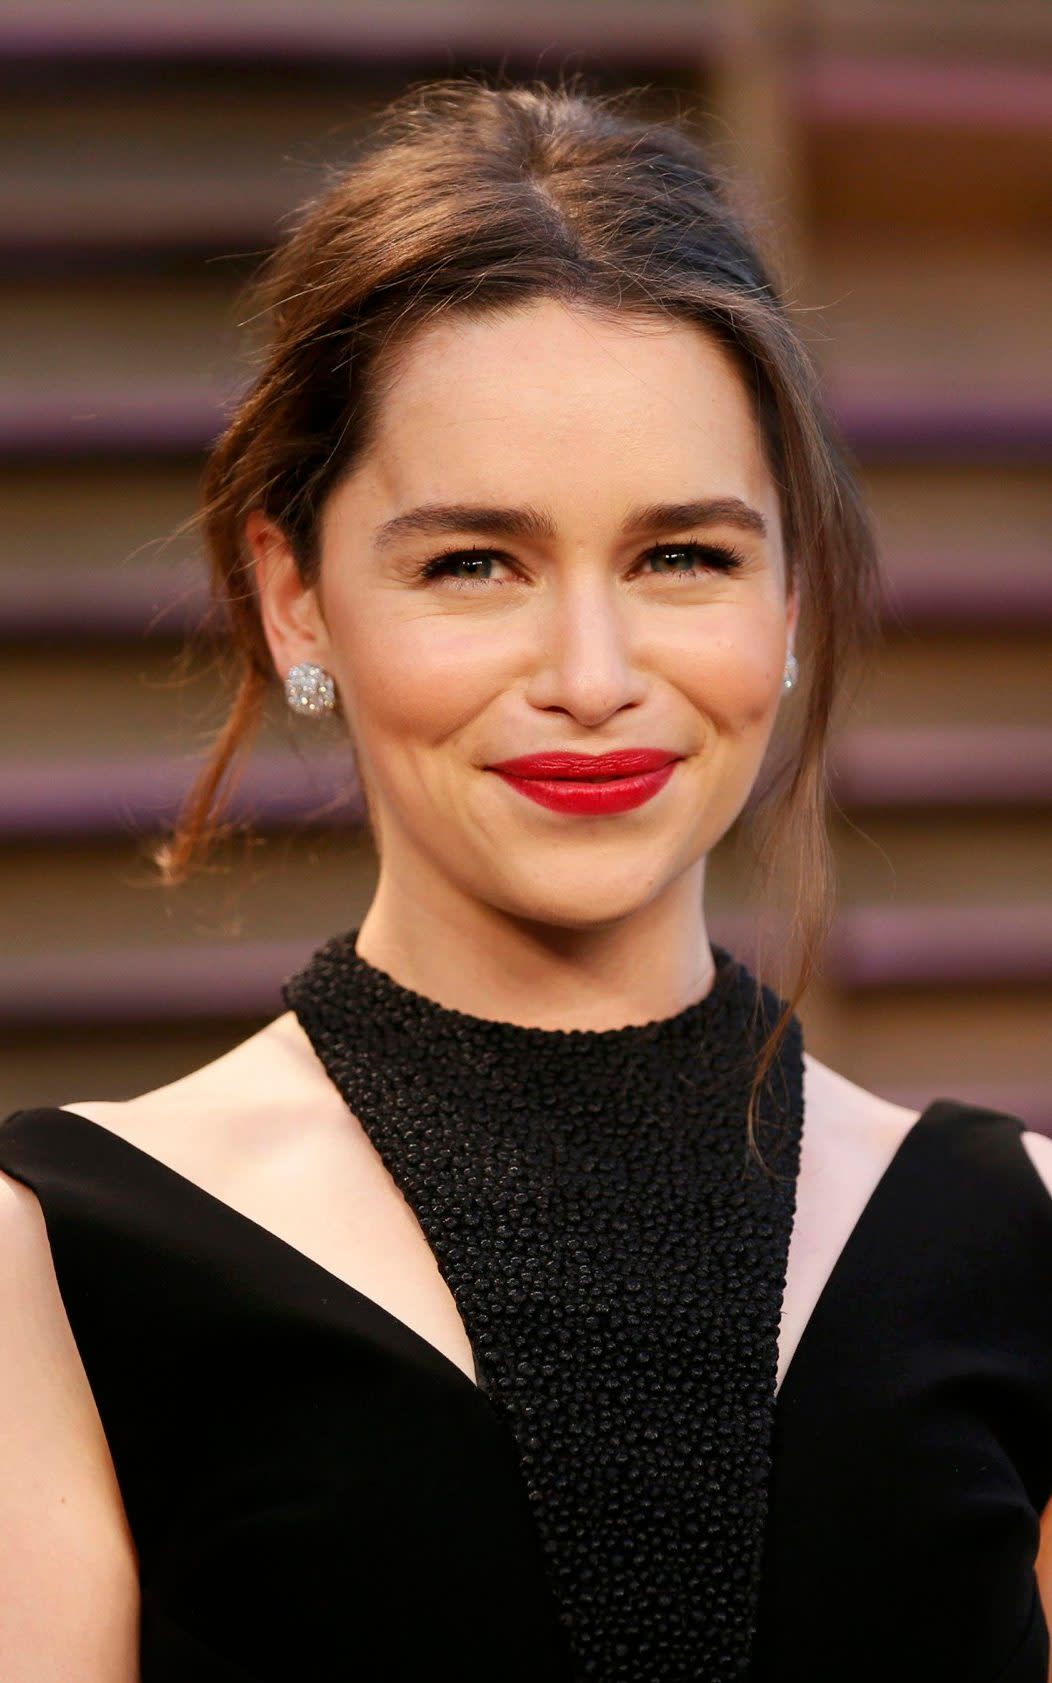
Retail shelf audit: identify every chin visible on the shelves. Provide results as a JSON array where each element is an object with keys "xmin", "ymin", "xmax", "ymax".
[{"xmin": 482, "ymin": 868, "xmax": 677, "ymax": 933}]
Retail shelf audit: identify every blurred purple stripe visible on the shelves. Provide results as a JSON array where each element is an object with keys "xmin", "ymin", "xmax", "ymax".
[
  {"xmin": 828, "ymin": 905, "xmax": 1052, "ymax": 987},
  {"xmin": 833, "ymin": 393, "xmax": 1052, "ymax": 459},
  {"xmin": 832, "ymin": 728, "xmax": 1052, "ymax": 808},
  {"xmin": 0, "ymin": 388, "xmax": 228, "ymax": 458},
  {"xmin": 0, "ymin": 569, "xmax": 210, "ymax": 641},
  {"xmin": 1, "ymin": 906, "xmax": 1048, "ymax": 1028},
  {"xmin": 0, "ymin": 939, "xmax": 315, "ymax": 1022},
  {"xmin": 796, "ymin": 57, "xmax": 1052, "ymax": 131},
  {"xmin": 3, "ymin": 749, "xmax": 364, "ymax": 838},
  {"xmin": 880, "ymin": 565, "xmax": 1052, "ymax": 628},
  {"xmin": 0, "ymin": 3, "xmax": 723, "ymax": 66}
]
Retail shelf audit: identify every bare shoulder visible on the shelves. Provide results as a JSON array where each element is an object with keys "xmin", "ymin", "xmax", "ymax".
[
  {"xmin": 798, "ymin": 1056, "xmax": 1052, "ymax": 1214},
  {"xmin": 55, "ymin": 1014, "xmax": 477, "ymax": 1379},
  {"xmin": 59, "ymin": 1010, "xmax": 348, "ymax": 1193},
  {"xmin": 770, "ymin": 1057, "xmax": 920, "ymax": 1391},
  {"xmin": 801, "ymin": 1050, "xmax": 921, "ymax": 1165},
  {"xmin": 792, "ymin": 1053, "xmax": 922, "ymax": 1258},
  {"xmin": 0, "ymin": 1172, "xmax": 140, "ymax": 1672},
  {"xmin": 1020, "ymin": 1130, "xmax": 1052, "ymax": 1199}
]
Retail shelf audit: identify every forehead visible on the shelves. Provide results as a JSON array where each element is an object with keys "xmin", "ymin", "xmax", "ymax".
[{"xmin": 355, "ymin": 297, "xmax": 777, "ymax": 524}]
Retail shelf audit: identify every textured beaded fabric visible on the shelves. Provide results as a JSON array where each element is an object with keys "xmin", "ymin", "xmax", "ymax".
[{"xmin": 282, "ymin": 928, "xmax": 805, "ymax": 1682}]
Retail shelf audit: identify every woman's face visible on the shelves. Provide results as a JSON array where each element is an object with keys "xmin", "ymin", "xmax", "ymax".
[{"xmin": 253, "ymin": 297, "xmax": 797, "ymax": 932}]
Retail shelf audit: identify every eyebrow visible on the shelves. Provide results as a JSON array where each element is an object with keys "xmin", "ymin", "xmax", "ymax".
[{"xmin": 372, "ymin": 495, "xmax": 768, "ymax": 550}]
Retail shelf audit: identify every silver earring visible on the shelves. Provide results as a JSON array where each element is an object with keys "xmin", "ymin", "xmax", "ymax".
[
  {"xmin": 783, "ymin": 651, "xmax": 799, "ymax": 693},
  {"xmin": 285, "ymin": 660, "xmax": 337, "ymax": 717}
]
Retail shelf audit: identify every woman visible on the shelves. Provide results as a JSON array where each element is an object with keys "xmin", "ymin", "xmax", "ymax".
[{"xmin": 2, "ymin": 78, "xmax": 1049, "ymax": 1683}]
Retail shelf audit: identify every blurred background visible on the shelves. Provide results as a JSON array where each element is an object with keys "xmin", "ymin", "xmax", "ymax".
[{"xmin": 1, "ymin": 0, "xmax": 1049, "ymax": 1127}]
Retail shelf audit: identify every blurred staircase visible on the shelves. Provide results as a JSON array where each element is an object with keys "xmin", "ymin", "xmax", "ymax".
[{"xmin": 1, "ymin": 0, "xmax": 1049, "ymax": 1127}]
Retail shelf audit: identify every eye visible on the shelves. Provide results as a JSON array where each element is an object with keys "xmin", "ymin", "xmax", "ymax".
[
  {"xmin": 418, "ymin": 547, "xmax": 512, "ymax": 589},
  {"xmin": 638, "ymin": 541, "xmax": 746, "ymax": 578},
  {"xmin": 416, "ymin": 538, "xmax": 747, "ymax": 590}
]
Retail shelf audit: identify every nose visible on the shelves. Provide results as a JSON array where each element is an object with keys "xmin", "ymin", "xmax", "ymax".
[{"xmin": 522, "ymin": 576, "xmax": 648, "ymax": 727}]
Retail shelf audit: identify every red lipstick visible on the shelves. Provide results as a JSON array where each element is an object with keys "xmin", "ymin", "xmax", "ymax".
[{"xmin": 487, "ymin": 749, "xmax": 681, "ymax": 816}]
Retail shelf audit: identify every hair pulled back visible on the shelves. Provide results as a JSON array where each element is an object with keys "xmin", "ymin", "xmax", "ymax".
[{"xmin": 157, "ymin": 74, "xmax": 880, "ymax": 1165}]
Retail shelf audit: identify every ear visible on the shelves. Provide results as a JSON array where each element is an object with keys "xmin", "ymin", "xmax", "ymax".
[{"xmin": 244, "ymin": 511, "xmax": 331, "ymax": 682}]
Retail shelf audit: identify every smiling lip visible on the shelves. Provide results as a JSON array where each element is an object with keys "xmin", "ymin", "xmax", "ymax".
[{"xmin": 487, "ymin": 748, "xmax": 681, "ymax": 815}]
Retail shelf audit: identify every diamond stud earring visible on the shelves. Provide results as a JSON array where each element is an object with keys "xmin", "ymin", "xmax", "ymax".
[
  {"xmin": 783, "ymin": 651, "xmax": 799, "ymax": 693},
  {"xmin": 285, "ymin": 660, "xmax": 337, "ymax": 717}
]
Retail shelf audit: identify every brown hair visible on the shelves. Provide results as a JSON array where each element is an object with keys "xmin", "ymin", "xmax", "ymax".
[{"xmin": 156, "ymin": 74, "xmax": 881, "ymax": 1167}]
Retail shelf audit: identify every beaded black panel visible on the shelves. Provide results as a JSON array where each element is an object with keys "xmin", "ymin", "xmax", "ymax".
[{"xmin": 282, "ymin": 929, "xmax": 804, "ymax": 1682}]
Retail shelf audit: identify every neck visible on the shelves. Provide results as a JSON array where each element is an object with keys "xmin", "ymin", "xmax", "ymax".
[{"xmin": 353, "ymin": 868, "xmax": 715, "ymax": 1034}]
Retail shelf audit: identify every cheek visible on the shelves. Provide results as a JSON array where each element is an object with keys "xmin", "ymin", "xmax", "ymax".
[
  {"xmin": 670, "ymin": 605, "xmax": 786, "ymax": 737},
  {"xmin": 332, "ymin": 603, "xmax": 503, "ymax": 749}
]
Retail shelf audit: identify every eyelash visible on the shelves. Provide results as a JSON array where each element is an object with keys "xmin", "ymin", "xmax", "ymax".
[{"xmin": 417, "ymin": 541, "xmax": 747, "ymax": 590}]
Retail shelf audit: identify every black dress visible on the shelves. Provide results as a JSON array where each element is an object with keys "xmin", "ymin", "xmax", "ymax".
[{"xmin": 1, "ymin": 932, "xmax": 1049, "ymax": 1681}]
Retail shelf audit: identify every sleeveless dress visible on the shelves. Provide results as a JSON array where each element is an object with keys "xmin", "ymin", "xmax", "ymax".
[{"xmin": 0, "ymin": 930, "xmax": 1049, "ymax": 1681}]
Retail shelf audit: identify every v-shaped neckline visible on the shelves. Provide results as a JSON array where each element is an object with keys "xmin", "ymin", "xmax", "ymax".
[{"xmin": 29, "ymin": 1100, "xmax": 943, "ymax": 1415}]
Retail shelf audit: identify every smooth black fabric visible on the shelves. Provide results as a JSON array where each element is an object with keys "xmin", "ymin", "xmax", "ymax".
[{"xmin": 1, "ymin": 1097, "xmax": 1050, "ymax": 1681}]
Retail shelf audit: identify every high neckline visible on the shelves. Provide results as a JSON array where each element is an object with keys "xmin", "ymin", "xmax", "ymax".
[
  {"xmin": 280, "ymin": 920, "xmax": 805, "ymax": 1680},
  {"xmin": 312, "ymin": 925, "xmax": 744, "ymax": 1053}
]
